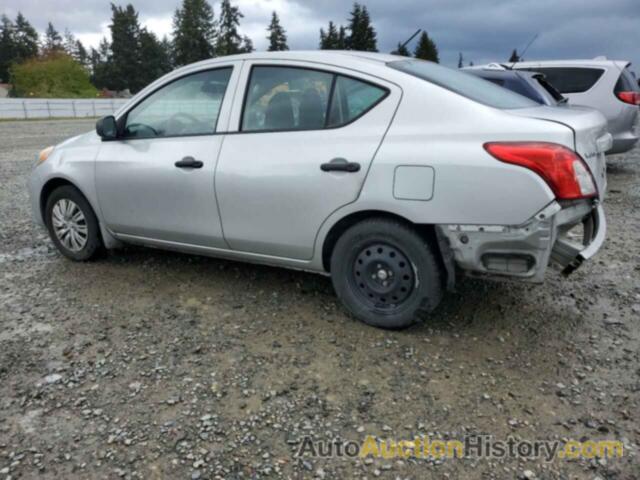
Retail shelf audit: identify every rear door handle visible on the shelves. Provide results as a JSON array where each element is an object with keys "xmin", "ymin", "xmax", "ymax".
[
  {"xmin": 175, "ymin": 156, "xmax": 203, "ymax": 169},
  {"xmin": 320, "ymin": 158, "xmax": 361, "ymax": 173}
]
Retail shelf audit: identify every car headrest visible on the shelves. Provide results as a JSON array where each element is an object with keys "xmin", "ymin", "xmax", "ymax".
[{"xmin": 265, "ymin": 92, "xmax": 294, "ymax": 130}]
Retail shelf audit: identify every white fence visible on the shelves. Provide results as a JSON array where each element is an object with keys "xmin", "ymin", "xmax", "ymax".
[{"xmin": 0, "ymin": 98, "xmax": 129, "ymax": 119}]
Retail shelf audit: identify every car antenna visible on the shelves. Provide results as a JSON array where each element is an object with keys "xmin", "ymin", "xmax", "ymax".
[
  {"xmin": 394, "ymin": 29, "xmax": 422, "ymax": 54},
  {"xmin": 508, "ymin": 33, "xmax": 539, "ymax": 69}
]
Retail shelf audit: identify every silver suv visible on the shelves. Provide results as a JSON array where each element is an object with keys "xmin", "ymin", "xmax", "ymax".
[{"xmin": 514, "ymin": 58, "xmax": 640, "ymax": 154}]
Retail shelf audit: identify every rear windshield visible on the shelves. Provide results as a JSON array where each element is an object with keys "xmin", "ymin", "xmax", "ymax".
[
  {"xmin": 523, "ymin": 67, "xmax": 605, "ymax": 94},
  {"xmin": 468, "ymin": 71, "xmax": 545, "ymax": 104},
  {"xmin": 388, "ymin": 60, "xmax": 538, "ymax": 109}
]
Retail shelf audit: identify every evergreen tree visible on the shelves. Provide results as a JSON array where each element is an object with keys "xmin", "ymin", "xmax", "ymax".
[
  {"xmin": 337, "ymin": 26, "xmax": 347, "ymax": 49},
  {"xmin": 0, "ymin": 15, "xmax": 15, "ymax": 82},
  {"xmin": 172, "ymin": 0, "xmax": 216, "ymax": 66},
  {"xmin": 89, "ymin": 38, "xmax": 111, "ymax": 89},
  {"xmin": 320, "ymin": 21, "xmax": 341, "ymax": 50},
  {"xmin": 414, "ymin": 31, "xmax": 438, "ymax": 63},
  {"xmin": 240, "ymin": 35, "xmax": 253, "ymax": 53},
  {"xmin": 75, "ymin": 40, "xmax": 89, "ymax": 67},
  {"xmin": 457, "ymin": 52, "xmax": 463, "ymax": 68},
  {"xmin": 346, "ymin": 3, "xmax": 377, "ymax": 51},
  {"xmin": 393, "ymin": 42, "xmax": 410, "ymax": 56},
  {"xmin": 266, "ymin": 12, "xmax": 288, "ymax": 51},
  {"xmin": 13, "ymin": 13, "xmax": 39, "ymax": 62},
  {"xmin": 160, "ymin": 35, "xmax": 174, "ymax": 69},
  {"xmin": 43, "ymin": 22, "xmax": 63, "ymax": 54},
  {"xmin": 139, "ymin": 29, "xmax": 172, "ymax": 87},
  {"xmin": 215, "ymin": 0, "xmax": 244, "ymax": 56},
  {"xmin": 109, "ymin": 4, "xmax": 142, "ymax": 92},
  {"xmin": 63, "ymin": 29, "xmax": 75, "ymax": 54},
  {"xmin": 508, "ymin": 49, "xmax": 520, "ymax": 63},
  {"xmin": 62, "ymin": 30, "xmax": 89, "ymax": 68}
]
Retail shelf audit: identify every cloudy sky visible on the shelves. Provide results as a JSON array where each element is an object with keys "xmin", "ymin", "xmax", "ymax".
[{"xmin": 2, "ymin": 0, "xmax": 639, "ymax": 69}]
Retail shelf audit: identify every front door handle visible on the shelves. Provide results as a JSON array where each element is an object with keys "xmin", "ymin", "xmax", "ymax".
[
  {"xmin": 175, "ymin": 156, "xmax": 203, "ymax": 169},
  {"xmin": 320, "ymin": 158, "xmax": 361, "ymax": 173}
]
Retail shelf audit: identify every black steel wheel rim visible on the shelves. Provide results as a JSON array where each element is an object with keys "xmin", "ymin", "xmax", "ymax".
[{"xmin": 350, "ymin": 242, "xmax": 416, "ymax": 309}]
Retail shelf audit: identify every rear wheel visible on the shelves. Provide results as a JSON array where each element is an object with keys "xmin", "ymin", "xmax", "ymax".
[
  {"xmin": 330, "ymin": 218, "xmax": 443, "ymax": 328},
  {"xmin": 45, "ymin": 185, "xmax": 102, "ymax": 261}
]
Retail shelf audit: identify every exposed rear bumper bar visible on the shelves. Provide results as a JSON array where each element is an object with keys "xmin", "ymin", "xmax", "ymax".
[
  {"xmin": 438, "ymin": 200, "xmax": 606, "ymax": 283},
  {"xmin": 553, "ymin": 204, "xmax": 606, "ymax": 276}
]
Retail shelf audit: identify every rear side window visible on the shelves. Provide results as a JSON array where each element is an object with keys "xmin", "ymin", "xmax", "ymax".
[
  {"xmin": 242, "ymin": 67, "xmax": 332, "ymax": 131},
  {"xmin": 614, "ymin": 67, "xmax": 639, "ymax": 93},
  {"xmin": 528, "ymin": 68, "xmax": 605, "ymax": 94},
  {"xmin": 241, "ymin": 66, "xmax": 388, "ymax": 132},
  {"xmin": 388, "ymin": 60, "xmax": 538, "ymax": 109},
  {"xmin": 327, "ymin": 76, "xmax": 387, "ymax": 127}
]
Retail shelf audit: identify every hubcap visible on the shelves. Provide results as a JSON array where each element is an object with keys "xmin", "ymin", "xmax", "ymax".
[
  {"xmin": 352, "ymin": 243, "xmax": 415, "ymax": 308},
  {"xmin": 51, "ymin": 199, "xmax": 88, "ymax": 252}
]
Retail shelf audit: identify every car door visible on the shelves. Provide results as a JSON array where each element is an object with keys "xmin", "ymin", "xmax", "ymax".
[
  {"xmin": 95, "ymin": 63, "xmax": 239, "ymax": 248},
  {"xmin": 215, "ymin": 61, "xmax": 401, "ymax": 260}
]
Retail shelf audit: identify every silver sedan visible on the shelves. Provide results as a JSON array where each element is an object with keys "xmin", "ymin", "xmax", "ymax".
[{"xmin": 29, "ymin": 51, "xmax": 609, "ymax": 328}]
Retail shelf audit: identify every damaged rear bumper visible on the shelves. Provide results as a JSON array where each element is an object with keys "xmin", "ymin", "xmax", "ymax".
[{"xmin": 438, "ymin": 200, "xmax": 606, "ymax": 283}]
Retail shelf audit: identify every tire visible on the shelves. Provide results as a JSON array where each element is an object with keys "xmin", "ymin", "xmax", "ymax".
[
  {"xmin": 330, "ymin": 218, "xmax": 443, "ymax": 329},
  {"xmin": 44, "ymin": 185, "xmax": 102, "ymax": 261}
]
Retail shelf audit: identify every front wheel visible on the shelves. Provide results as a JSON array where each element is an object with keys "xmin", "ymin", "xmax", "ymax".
[
  {"xmin": 45, "ymin": 185, "xmax": 103, "ymax": 261},
  {"xmin": 330, "ymin": 218, "xmax": 443, "ymax": 328}
]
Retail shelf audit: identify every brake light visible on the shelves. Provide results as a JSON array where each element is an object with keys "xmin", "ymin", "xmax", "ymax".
[
  {"xmin": 483, "ymin": 142, "xmax": 597, "ymax": 200},
  {"xmin": 616, "ymin": 91, "xmax": 640, "ymax": 105}
]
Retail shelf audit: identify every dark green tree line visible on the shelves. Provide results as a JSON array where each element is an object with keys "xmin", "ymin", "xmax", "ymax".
[
  {"xmin": 90, "ymin": 4, "xmax": 172, "ymax": 93},
  {"xmin": 2, "ymin": 1, "xmax": 447, "ymax": 97},
  {"xmin": 319, "ymin": 3, "xmax": 379, "ymax": 52},
  {"xmin": 266, "ymin": 11, "xmax": 288, "ymax": 51},
  {"xmin": 215, "ymin": 0, "xmax": 252, "ymax": 56},
  {"xmin": 0, "ymin": 12, "xmax": 40, "ymax": 81},
  {"xmin": 319, "ymin": 21, "xmax": 346, "ymax": 50},
  {"xmin": 172, "ymin": 0, "xmax": 216, "ymax": 66},
  {"xmin": 414, "ymin": 31, "xmax": 439, "ymax": 62},
  {"xmin": 346, "ymin": 3, "xmax": 377, "ymax": 51}
]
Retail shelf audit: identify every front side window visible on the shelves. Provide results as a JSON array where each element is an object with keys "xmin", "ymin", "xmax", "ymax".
[
  {"xmin": 241, "ymin": 66, "xmax": 389, "ymax": 132},
  {"xmin": 124, "ymin": 68, "xmax": 232, "ymax": 138}
]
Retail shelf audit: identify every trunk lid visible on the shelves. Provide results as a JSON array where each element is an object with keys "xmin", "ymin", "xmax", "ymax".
[{"xmin": 511, "ymin": 105, "xmax": 610, "ymax": 199}]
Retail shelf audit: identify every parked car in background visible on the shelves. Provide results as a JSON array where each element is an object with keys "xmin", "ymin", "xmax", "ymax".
[
  {"xmin": 513, "ymin": 58, "xmax": 640, "ymax": 154},
  {"xmin": 29, "ymin": 52, "xmax": 610, "ymax": 328},
  {"xmin": 463, "ymin": 63, "xmax": 566, "ymax": 106}
]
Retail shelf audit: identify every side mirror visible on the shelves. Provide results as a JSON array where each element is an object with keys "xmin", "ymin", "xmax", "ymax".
[{"xmin": 96, "ymin": 115, "xmax": 118, "ymax": 140}]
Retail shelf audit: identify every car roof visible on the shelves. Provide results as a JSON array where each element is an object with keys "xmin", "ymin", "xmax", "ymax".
[
  {"xmin": 183, "ymin": 50, "xmax": 402, "ymax": 69},
  {"xmin": 513, "ymin": 58, "xmax": 630, "ymax": 70}
]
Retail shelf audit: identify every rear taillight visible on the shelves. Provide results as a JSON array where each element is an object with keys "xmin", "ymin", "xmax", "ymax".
[
  {"xmin": 483, "ymin": 142, "xmax": 597, "ymax": 200},
  {"xmin": 616, "ymin": 91, "xmax": 640, "ymax": 105}
]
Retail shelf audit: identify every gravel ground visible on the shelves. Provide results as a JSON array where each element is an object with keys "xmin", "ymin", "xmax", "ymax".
[{"xmin": 0, "ymin": 119, "xmax": 638, "ymax": 480}]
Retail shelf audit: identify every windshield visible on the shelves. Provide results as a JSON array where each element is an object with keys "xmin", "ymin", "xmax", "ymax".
[{"xmin": 388, "ymin": 60, "xmax": 538, "ymax": 109}]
